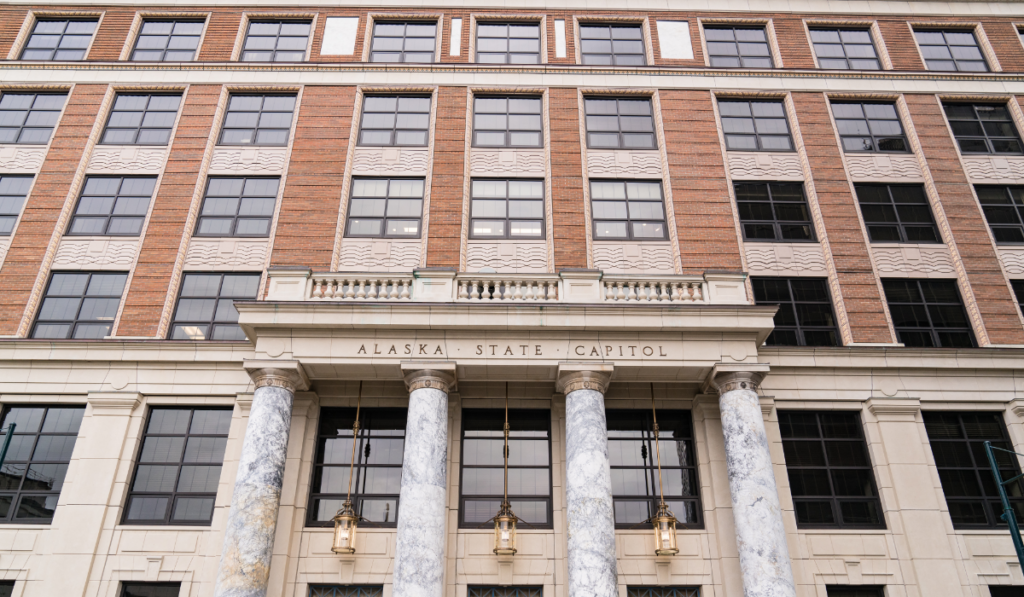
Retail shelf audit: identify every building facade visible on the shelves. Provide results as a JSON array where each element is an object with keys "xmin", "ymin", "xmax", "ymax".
[{"xmin": 2, "ymin": 1, "xmax": 1024, "ymax": 596}]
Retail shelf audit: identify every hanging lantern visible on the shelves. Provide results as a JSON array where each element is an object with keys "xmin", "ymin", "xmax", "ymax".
[
  {"xmin": 332, "ymin": 500, "xmax": 359, "ymax": 554},
  {"xmin": 652, "ymin": 502, "xmax": 679, "ymax": 556},
  {"xmin": 493, "ymin": 501, "xmax": 518, "ymax": 555}
]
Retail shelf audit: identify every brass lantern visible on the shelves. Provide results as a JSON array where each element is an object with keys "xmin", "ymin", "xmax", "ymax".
[
  {"xmin": 493, "ymin": 386, "xmax": 518, "ymax": 556},
  {"xmin": 649, "ymin": 390, "xmax": 679, "ymax": 556},
  {"xmin": 332, "ymin": 499, "xmax": 359, "ymax": 554}
]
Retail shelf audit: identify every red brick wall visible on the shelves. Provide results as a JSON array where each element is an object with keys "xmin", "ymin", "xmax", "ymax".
[
  {"xmin": 87, "ymin": 8, "xmax": 134, "ymax": 60},
  {"xmin": 0, "ymin": 7, "xmax": 28, "ymax": 58},
  {"xmin": 772, "ymin": 17, "xmax": 816, "ymax": 68},
  {"xmin": 0, "ymin": 84, "xmax": 106, "ymax": 335},
  {"xmin": 549, "ymin": 88, "xmax": 587, "ymax": 270},
  {"xmin": 791, "ymin": 92, "xmax": 895, "ymax": 343},
  {"xmin": 982, "ymin": 19, "xmax": 1024, "ymax": 72},
  {"xmin": 271, "ymin": 85, "xmax": 355, "ymax": 269},
  {"xmin": 877, "ymin": 19, "xmax": 925, "ymax": 70},
  {"xmin": 424, "ymin": 86, "xmax": 467, "ymax": 268},
  {"xmin": 659, "ymin": 90, "xmax": 742, "ymax": 273},
  {"xmin": 904, "ymin": 93, "xmax": 1024, "ymax": 345},
  {"xmin": 117, "ymin": 84, "xmax": 221, "ymax": 338}
]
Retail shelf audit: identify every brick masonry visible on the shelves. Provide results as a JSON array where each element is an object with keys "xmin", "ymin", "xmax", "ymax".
[
  {"xmin": 117, "ymin": 84, "xmax": 221, "ymax": 338},
  {"xmin": 905, "ymin": 93, "xmax": 1024, "ymax": 345},
  {"xmin": 549, "ymin": 88, "xmax": 587, "ymax": 270},
  {"xmin": 659, "ymin": 89, "xmax": 743, "ymax": 273},
  {"xmin": 271, "ymin": 85, "xmax": 355, "ymax": 270},
  {"xmin": 791, "ymin": 92, "xmax": 895, "ymax": 344},
  {"xmin": 425, "ymin": 86, "xmax": 467, "ymax": 269},
  {"xmin": 0, "ymin": 84, "xmax": 106, "ymax": 336}
]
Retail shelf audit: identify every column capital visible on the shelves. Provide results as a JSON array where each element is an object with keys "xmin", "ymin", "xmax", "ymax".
[
  {"xmin": 243, "ymin": 359, "xmax": 309, "ymax": 392},
  {"xmin": 703, "ymin": 363, "xmax": 770, "ymax": 395},
  {"xmin": 87, "ymin": 391, "xmax": 142, "ymax": 413},
  {"xmin": 556, "ymin": 362, "xmax": 614, "ymax": 395},
  {"xmin": 401, "ymin": 362, "xmax": 457, "ymax": 393}
]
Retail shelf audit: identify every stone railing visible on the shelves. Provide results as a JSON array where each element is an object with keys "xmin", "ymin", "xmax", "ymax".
[{"xmin": 265, "ymin": 268, "xmax": 749, "ymax": 305}]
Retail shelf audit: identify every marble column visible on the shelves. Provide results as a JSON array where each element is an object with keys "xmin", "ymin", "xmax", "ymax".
[
  {"xmin": 393, "ymin": 363, "xmax": 456, "ymax": 597},
  {"xmin": 214, "ymin": 360, "xmax": 308, "ymax": 597},
  {"xmin": 556, "ymin": 364, "xmax": 617, "ymax": 597},
  {"xmin": 709, "ymin": 366, "xmax": 795, "ymax": 597}
]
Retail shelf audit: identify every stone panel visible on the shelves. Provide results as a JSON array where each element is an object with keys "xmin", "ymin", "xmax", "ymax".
[
  {"xmin": 961, "ymin": 155, "xmax": 1024, "ymax": 184},
  {"xmin": 208, "ymin": 147, "xmax": 289, "ymax": 175},
  {"xmin": 184, "ymin": 238, "xmax": 268, "ymax": 270},
  {"xmin": 469, "ymin": 149, "xmax": 545, "ymax": 177},
  {"xmin": 592, "ymin": 242, "xmax": 675, "ymax": 274},
  {"xmin": 351, "ymin": 147, "xmax": 430, "ymax": 177},
  {"xmin": 728, "ymin": 152, "xmax": 804, "ymax": 180},
  {"xmin": 586, "ymin": 150, "xmax": 662, "ymax": 178},
  {"xmin": 465, "ymin": 240, "xmax": 548, "ymax": 273},
  {"xmin": 846, "ymin": 154, "xmax": 924, "ymax": 182},
  {"xmin": 87, "ymin": 147, "xmax": 168, "ymax": 174},
  {"xmin": 0, "ymin": 145, "xmax": 47, "ymax": 172},
  {"xmin": 745, "ymin": 242, "xmax": 828, "ymax": 276},
  {"xmin": 337, "ymin": 239, "xmax": 421, "ymax": 271},
  {"xmin": 53, "ymin": 238, "xmax": 139, "ymax": 269},
  {"xmin": 872, "ymin": 244, "xmax": 956, "ymax": 277}
]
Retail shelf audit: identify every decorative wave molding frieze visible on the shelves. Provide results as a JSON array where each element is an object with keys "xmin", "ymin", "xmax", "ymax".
[
  {"xmin": 962, "ymin": 156, "xmax": 1024, "ymax": 183},
  {"xmin": 0, "ymin": 238, "xmax": 9, "ymax": 268},
  {"xmin": 209, "ymin": 147, "xmax": 289, "ymax": 175},
  {"xmin": 466, "ymin": 241, "xmax": 548, "ymax": 273},
  {"xmin": 587, "ymin": 151, "xmax": 662, "ymax": 178},
  {"xmin": 846, "ymin": 154, "xmax": 923, "ymax": 181},
  {"xmin": 0, "ymin": 145, "xmax": 46, "ymax": 172},
  {"xmin": 337, "ymin": 239, "xmax": 421, "ymax": 271},
  {"xmin": 184, "ymin": 238, "xmax": 268, "ymax": 270},
  {"xmin": 53, "ymin": 238, "xmax": 139, "ymax": 269},
  {"xmin": 87, "ymin": 147, "xmax": 168, "ymax": 174},
  {"xmin": 872, "ymin": 244, "xmax": 955, "ymax": 277},
  {"xmin": 593, "ymin": 242, "xmax": 675, "ymax": 274},
  {"xmin": 728, "ymin": 152, "xmax": 803, "ymax": 180},
  {"xmin": 998, "ymin": 248, "xmax": 1024, "ymax": 276},
  {"xmin": 469, "ymin": 149, "xmax": 546, "ymax": 177},
  {"xmin": 351, "ymin": 147, "xmax": 430, "ymax": 176},
  {"xmin": 744, "ymin": 242, "xmax": 827, "ymax": 276}
]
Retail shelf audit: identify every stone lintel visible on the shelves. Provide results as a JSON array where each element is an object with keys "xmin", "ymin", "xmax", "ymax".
[
  {"xmin": 243, "ymin": 359, "xmax": 310, "ymax": 392},
  {"xmin": 555, "ymin": 362, "xmax": 614, "ymax": 395},
  {"xmin": 865, "ymin": 397, "xmax": 922, "ymax": 422},
  {"xmin": 401, "ymin": 361, "xmax": 457, "ymax": 393},
  {"xmin": 86, "ymin": 391, "xmax": 142, "ymax": 413},
  {"xmin": 703, "ymin": 362, "xmax": 770, "ymax": 395}
]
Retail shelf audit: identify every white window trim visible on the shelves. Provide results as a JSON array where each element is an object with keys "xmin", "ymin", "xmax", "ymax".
[
  {"xmin": 802, "ymin": 18, "xmax": 893, "ymax": 71},
  {"xmin": 361, "ymin": 13, "xmax": 445, "ymax": 65},
  {"xmin": 230, "ymin": 11, "xmax": 319, "ymax": 63},
  {"xmin": 697, "ymin": 17, "xmax": 784, "ymax": 69},
  {"xmin": 908, "ymin": 21, "xmax": 1002, "ymax": 73},
  {"xmin": 118, "ymin": 12, "xmax": 212, "ymax": 62},
  {"xmin": 468, "ymin": 13, "xmax": 547, "ymax": 65},
  {"xmin": 8, "ymin": 10, "xmax": 105, "ymax": 61},
  {"xmin": 571, "ymin": 15, "xmax": 654, "ymax": 67}
]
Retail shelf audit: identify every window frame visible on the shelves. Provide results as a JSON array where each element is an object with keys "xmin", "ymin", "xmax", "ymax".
[
  {"xmin": 882, "ymin": 278, "xmax": 977, "ymax": 348},
  {"xmin": 582, "ymin": 96, "xmax": 658, "ymax": 150},
  {"xmin": 99, "ymin": 93, "xmax": 182, "ymax": 146},
  {"xmin": 976, "ymin": 185, "xmax": 1024, "ymax": 244},
  {"xmin": 854, "ymin": 183, "xmax": 941, "ymax": 244},
  {"xmin": 168, "ymin": 272, "xmax": 261, "ymax": 341},
  {"xmin": 122, "ymin": 406, "xmax": 233, "ymax": 526},
  {"xmin": 735, "ymin": 181, "xmax": 816, "ymax": 243},
  {"xmin": 577, "ymin": 22, "xmax": 648, "ymax": 66},
  {"xmin": 130, "ymin": 19, "xmax": 206, "ymax": 62},
  {"xmin": 0, "ymin": 91, "xmax": 67, "ymax": 145},
  {"xmin": 702, "ymin": 23, "xmax": 775, "ymax": 68},
  {"xmin": 66, "ymin": 175, "xmax": 156, "ymax": 237},
  {"xmin": 239, "ymin": 19, "xmax": 312, "ymax": 63},
  {"xmin": 717, "ymin": 98, "xmax": 794, "ymax": 152},
  {"xmin": 19, "ymin": 18, "xmax": 99, "ymax": 61},
  {"xmin": 356, "ymin": 94, "xmax": 432, "ymax": 148},
  {"xmin": 458, "ymin": 408, "xmax": 554, "ymax": 530},
  {"xmin": 474, "ymin": 21, "xmax": 543, "ymax": 65},
  {"xmin": 0, "ymin": 174, "xmax": 34, "ymax": 237},
  {"xmin": 217, "ymin": 94, "xmax": 297, "ymax": 148},
  {"xmin": 626, "ymin": 589, "xmax": 700, "ymax": 597},
  {"xmin": 194, "ymin": 176, "xmax": 280, "ymax": 239},
  {"xmin": 343, "ymin": 177, "xmax": 425, "ymax": 239},
  {"xmin": 830, "ymin": 101, "xmax": 910, "ymax": 154},
  {"xmin": 590, "ymin": 179, "xmax": 669, "ymax": 242},
  {"xmin": 824, "ymin": 587, "xmax": 885, "ymax": 597},
  {"xmin": 808, "ymin": 27, "xmax": 881, "ymax": 71},
  {"xmin": 368, "ymin": 20, "xmax": 439, "ymax": 64},
  {"xmin": 471, "ymin": 95, "xmax": 543, "ymax": 149},
  {"xmin": 31, "ymin": 271, "xmax": 128, "ymax": 340},
  {"xmin": 469, "ymin": 178, "xmax": 546, "ymax": 240},
  {"xmin": 467, "ymin": 588, "xmax": 544, "ymax": 597},
  {"xmin": 913, "ymin": 28, "xmax": 989, "ymax": 72},
  {"xmin": 751, "ymin": 277, "xmax": 841, "ymax": 347},
  {"xmin": 943, "ymin": 102, "xmax": 1024, "ymax": 156},
  {"xmin": 308, "ymin": 587, "xmax": 385, "ymax": 597},
  {"xmin": 120, "ymin": 582, "xmax": 182, "ymax": 597},
  {"xmin": 0, "ymin": 404, "xmax": 85, "ymax": 525}
]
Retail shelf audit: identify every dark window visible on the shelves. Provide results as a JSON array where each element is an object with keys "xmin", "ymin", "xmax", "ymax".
[
  {"xmin": 584, "ymin": 97, "xmax": 656, "ymax": 150},
  {"xmin": 923, "ymin": 411, "xmax": 1024, "ymax": 529},
  {"xmin": 169, "ymin": 273, "xmax": 260, "ymax": 341},
  {"xmin": 101, "ymin": 94, "xmax": 181, "ymax": 146},
  {"xmin": 607, "ymin": 410, "xmax": 702, "ymax": 529},
  {"xmin": 241, "ymin": 21, "xmax": 310, "ymax": 62},
  {"xmin": 473, "ymin": 96, "xmax": 542, "ymax": 148},
  {"xmin": 882, "ymin": 279, "xmax": 975, "ymax": 348},
  {"xmin": 591, "ymin": 180, "xmax": 667, "ymax": 241},
  {"xmin": 831, "ymin": 102, "xmax": 908, "ymax": 153},
  {"xmin": 0, "ymin": 582, "xmax": 11, "ymax": 597},
  {"xmin": 345, "ymin": 178, "xmax": 424, "ymax": 238},
  {"xmin": 218, "ymin": 94, "xmax": 296, "ymax": 146},
  {"xmin": 195, "ymin": 177, "xmax": 279, "ymax": 237},
  {"xmin": 1012, "ymin": 280, "xmax": 1024, "ymax": 310},
  {"xmin": 825, "ymin": 588, "xmax": 884, "ymax": 597},
  {"xmin": 0, "ymin": 405, "xmax": 84, "ymax": 524},
  {"xmin": 31, "ymin": 271, "xmax": 127, "ymax": 339},
  {"xmin": 67, "ymin": 176, "xmax": 156, "ymax": 236},
  {"xmin": 718, "ymin": 100, "xmax": 793, "ymax": 151},
  {"xmin": 469, "ymin": 589, "xmax": 543, "ymax": 597},
  {"xmin": 0, "ymin": 92, "xmax": 66, "ymax": 144},
  {"xmin": 579, "ymin": 24, "xmax": 646, "ymax": 66},
  {"xmin": 470, "ymin": 179, "xmax": 544, "ymax": 239},
  {"xmin": 121, "ymin": 582, "xmax": 181, "ymax": 597},
  {"xmin": 131, "ymin": 20, "xmax": 204, "ymax": 61},
  {"xmin": 307, "ymin": 408, "xmax": 406, "ymax": 527},
  {"xmin": 991, "ymin": 587, "xmax": 1024, "ymax": 597},
  {"xmin": 855, "ymin": 184, "xmax": 939, "ymax": 243},
  {"xmin": 779, "ymin": 411, "xmax": 884, "ymax": 529},
  {"xmin": 358, "ymin": 96, "xmax": 431, "ymax": 147},
  {"xmin": 20, "ymin": 19, "xmax": 97, "ymax": 61},
  {"xmin": 914, "ymin": 29, "xmax": 988, "ymax": 72},
  {"xmin": 0, "ymin": 176, "xmax": 33, "ymax": 235},
  {"xmin": 704, "ymin": 26, "xmax": 773, "ymax": 68},
  {"xmin": 809, "ymin": 29, "xmax": 880, "ymax": 70},
  {"xmin": 944, "ymin": 103, "xmax": 1023, "ymax": 155},
  {"xmin": 309, "ymin": 587, "xmax": 384, "ymax": 597},
  {"xmin": 627, "ymin": 589, "xmax": 700, "ymax": 597},
  {"xmin": 736, "ymin": 182, "xmax": 813, "ymax": 242},
  {"xmin": 476, "ymin": 23, "xmax": 541, "ymax": 64},
  {"xmin": 752, "ymin": 277, "xmax": 840, "ymax": 347},
  {"xmin": 370, "ymin": 22, "xmax": 437, "ymax": 63},
  {"xmin": 977, "ymin": 186, "xmax": 1024, "ymax": 244},
  {"xmin": 459, "ymin": 409, "xmax": 552, "ymax": 529},
  {"xmin": 124, "ymin": 408, "xmax": 232, "ymax": 525}
]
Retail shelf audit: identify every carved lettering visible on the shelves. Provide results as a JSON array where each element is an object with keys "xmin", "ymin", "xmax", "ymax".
[
  {"xmin": 605, "ymin": 345, "xmax": 613, "ymax": 356},
  {"xmin": 504, "ymin": 346, "xmax": 513, "ymax": 356},
  {"xmin": 490, "ymin": 345, "xmax": 498, "ymax": 355},
  {"xmin": 357, "ymin": 345, "xmax": 367, "ymax": 354},
  {"xmin": 643, "ymin": 346, "xmax": 653, "ymax": 356},
  {"xmin": 590, "ymin": 346, "xmax": 599, "ymax": 356},
  {"xmin": 405, "ymin": 344, "xmax": 412, "ymax": 355},
  {"xmin": 419, "ymin": 344, "xmax": 427, "ymax": 354},
  {"xmin": 575, "ymin": 345, "xmax": 585, "ymax": 356},
  {"xmin": 434, "ymin": 345, "xmax": 443, "ymax": 355},
  {"xmin": 388, "ymin": 345, "xmax": 397, "ymax": 354},
  {"xmin": 659, "ymin": 346, "xmax": 667, "ymax": 357},
  {"xmin": 477, "ymin": 345, "xmax": 483, "ymax": 355},
  {"xmin": 535, "ymin": 345, "xmax": 542, "ymax": 355},
  {"xmin": 374, "ymin": 344, "xmax": 381, "ymax": 355},
  {"xmin": 520, "ymin": 345, "xmax": 529, "ymax": 355}
]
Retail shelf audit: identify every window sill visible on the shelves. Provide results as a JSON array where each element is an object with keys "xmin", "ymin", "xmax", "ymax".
[{"xmin": 796, "ymin": 527, "xmax": 889, "ymax": 534}]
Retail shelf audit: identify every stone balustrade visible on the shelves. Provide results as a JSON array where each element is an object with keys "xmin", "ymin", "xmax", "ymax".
[
  {"xmin": 456, "ymin": 276, "xmax": 559, "ymax": 301},
  {"xmin": 601, "ymin": 276, "xmax": 705, "ymax": 303}
]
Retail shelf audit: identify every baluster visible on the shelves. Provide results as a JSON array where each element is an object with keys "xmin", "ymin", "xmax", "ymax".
[
  {"xmin": 365, "ymin": 279, "xmax": 376, "ymax": 299},
  {"xmin": 312, "ymin": 279, "xmax": 323, "ymax": 299},
  {"xmin": 511, "ymin": 281, "xmax": 522, "ymax": 300},
  {"xmin": 472, "ymin": 281, "xmax": 481, "ymax": 300},
  {"xmin": 481, "ymin": 281, "xmax": 492, "ymax": 300},
  {"xmin": 502, "ymin": 281, "xmax": 512, "ymax": 300},
  {"xmin": 344, "ymin": 279, "xmax": 356, "ymax": 299},
  {"xmin": 458, "ymin": 280, "xmax": 469, "ymax": 300},
  {"xmin": 640, "ymin": 282, "xmax": 651, "ymax": 301},
  {"xmin": 669, "ymin": 282, "xmax": 680, "ymax": 302},
  {"xmin": 551, "ymin": 281, "xmax": 559, "ymax": 301},
  {"xmin": 659, "ymin": 282, "xmax": 670, "ymax": 301},
  {"xmin": 355, "ymin": 279, "xmax": 366, "ymax": 299},
  {"xmin": 323, "ymin": 280, "xmax": 335, "ymax": 299},
  {"xmin": 614, "ymin": 281, "xmax": 624, "ymax": 301},
  {"xmin": 400, "ymin": 279, "xmax": 411, "ymax": 299},
  {"xmin": 625, "ymin": 282, "xmax": 636, "ymax": 301},
  {"xmin": 692, "ymin": 283, "xmax": 704, "ymax": 303},
  {"xmin": 527, "ymin": 281, "xmax": 537, "ymax": 300}
]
